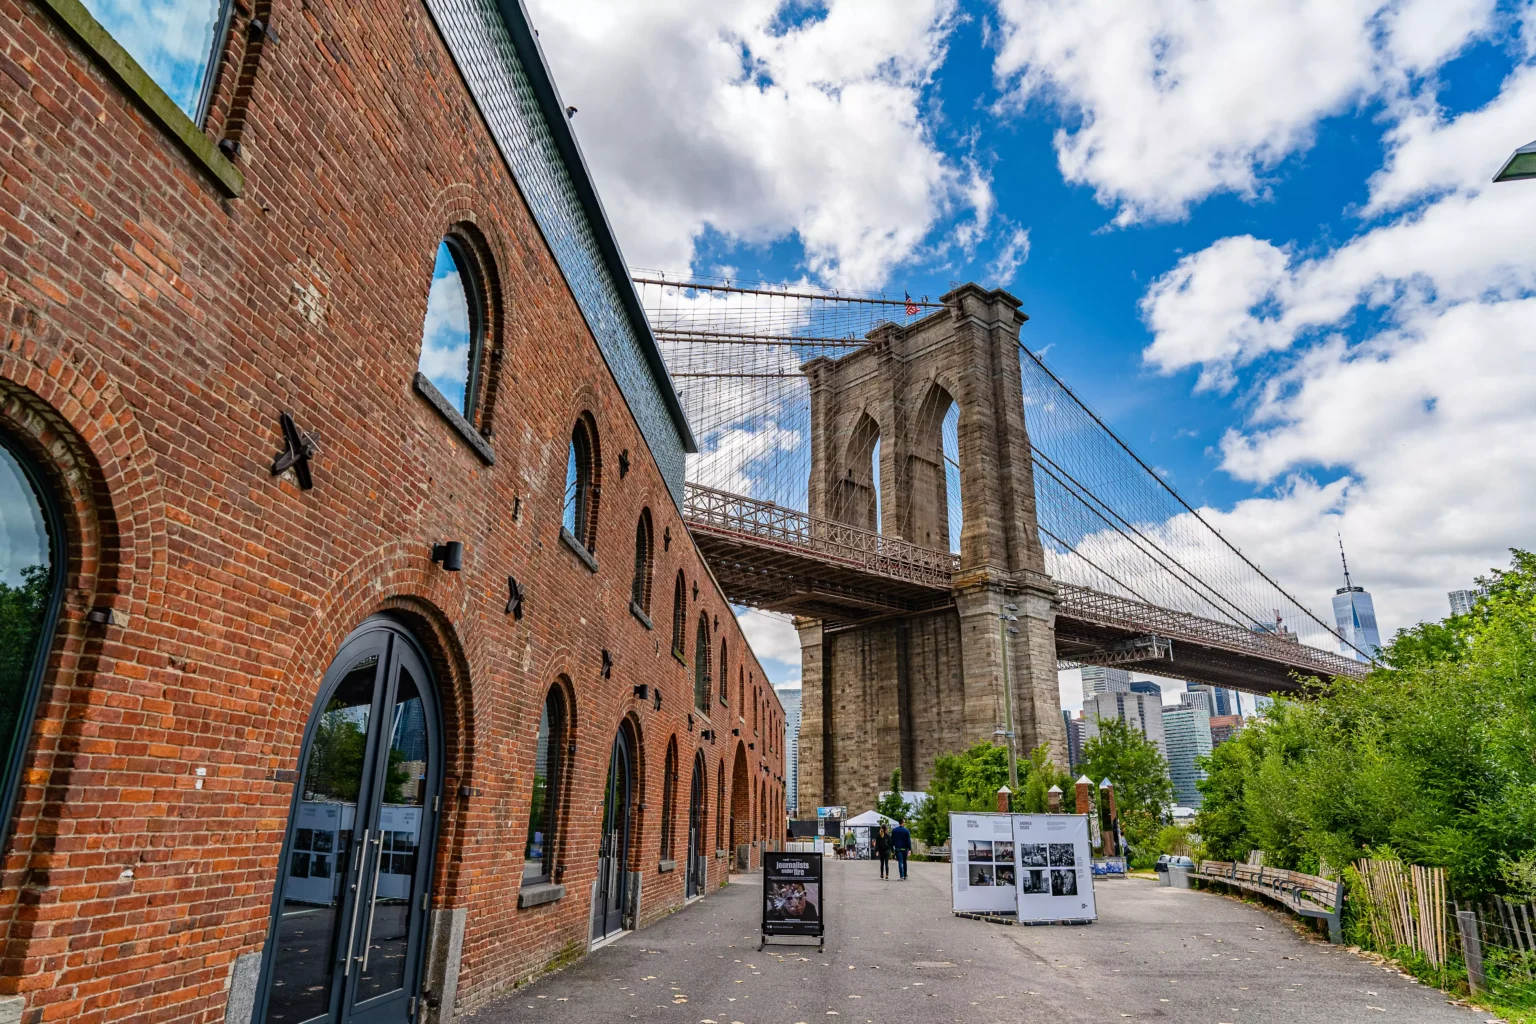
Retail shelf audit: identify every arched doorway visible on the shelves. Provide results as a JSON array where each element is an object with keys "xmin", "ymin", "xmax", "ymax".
[
  {"xmin": 686, "ymin": 751, "xmax": 706, "ymax": 898},
  {"xmin": 255, "ymin": 618, "xmax": 443, "ymax": 1024},
  {"xmin": 593, "ymin": 722, "xmax": 635, "ymax": 940},
  {"xmin": 0, "ymin": 431, "xmax": 65, "ymax": 846}
]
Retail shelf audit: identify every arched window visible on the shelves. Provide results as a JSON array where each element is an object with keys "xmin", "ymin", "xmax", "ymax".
[
  {"xmin": 717, "ymin": 638, "xmax": 728, "ymax": 706},
  {"xmin": 0, "ymin": 433, "xmax": 63, "ymax": 842},
  {"xmin": 562, "ymin": 415, "xmax": 599, "ymax": 552},
  {"xmin": 693, "ymin": 614, "xmax": 711, "ymax": 713},
  {"xmin": 715, "ymin": 760, "xmax": 725, "ymax": 853},
  {"xmin": 631, "ymin": 510, "xmax": 654, "ymax": 616},
  {"xmin": 524, "ymin": 686, "xmax": 568, "ymax": 884},
  {"xmin": 738, "ymin": 668, "xmax": 745, "ymax": 715},
  {"xmin": 671, "ymin": 571, "xmax": 687, "ymax": 656},
  {"xmin": 660, "ymin": 738, "xmax": 678, "ymax": 860},
  {"xmin": 753, "ymin": 686, "xmax": 759, "ymax": 735},
  {"xmin": 417, "ymin": 236, "xmax": 485, "ymax": 421}
]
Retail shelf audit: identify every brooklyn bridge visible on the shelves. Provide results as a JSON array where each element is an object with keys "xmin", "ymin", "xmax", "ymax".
[{"xmin": 641, "ymin": 277, "xmax": 1368, "ymax": 812}]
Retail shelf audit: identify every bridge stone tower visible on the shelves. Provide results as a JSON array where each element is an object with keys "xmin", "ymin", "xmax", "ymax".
[{"xmin": 795, "ymin": 284, "xmax": 1066, "ymax": 814}]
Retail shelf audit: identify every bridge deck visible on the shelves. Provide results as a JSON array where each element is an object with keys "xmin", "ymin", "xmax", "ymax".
[{"xmin": 683, "ymin": 484, "xmax": 1366, "ymax": 693}]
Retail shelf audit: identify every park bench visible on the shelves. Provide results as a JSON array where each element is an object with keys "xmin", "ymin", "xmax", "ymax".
[{"xmin": 1195, "ymin": 860, "xmax": 1345, "ymax": 943}]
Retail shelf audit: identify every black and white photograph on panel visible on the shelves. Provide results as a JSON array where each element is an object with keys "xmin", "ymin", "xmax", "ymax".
[
  {"xmin": 1019, "ymin": 868, "xmax": 1048, "ymax": 894},
  {"xmin": 1019, "ymin": 844, "xmax": 1048, "ymax": 868},
  {"xmin": 1051, "ymin": 868, "xmax": 1079, "ymax": 896},
  {"xmin": 1048, "ymin": 843, "xmax": 1076, "ymax": 867},
  {"xmin": 967, "ymin": 840, "xmax": 994, "ymax": 863}
]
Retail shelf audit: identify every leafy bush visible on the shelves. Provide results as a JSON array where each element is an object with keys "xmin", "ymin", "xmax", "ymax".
[{"xmin": 1194, "ymin": 549, "xmax": 1536, "ymax": 899}]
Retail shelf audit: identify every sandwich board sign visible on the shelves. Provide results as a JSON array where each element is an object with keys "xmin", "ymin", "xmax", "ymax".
[{"xmin": 761, "ymin": 850, "xmax": 825, "ymax": 949}]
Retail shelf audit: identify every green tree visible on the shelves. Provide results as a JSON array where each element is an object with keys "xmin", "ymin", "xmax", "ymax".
[
  {"xmin": 911, "ymin": 741, "xmax": 1030, "ymax": 846},
  {"xmin": 1079, "ymin": 718, "xmax": 1175, "ymax": 857},
  {"xmin": 1190, "ymin": 549, "xmax": 1536, "ymax": 897},
  {"xmin": 875, "ymin": 768, "xmax": 910, "ymax": 822},
  {"xmin": 1019, "ymin": 744, "xmax": 1072, "ymax": 813}
]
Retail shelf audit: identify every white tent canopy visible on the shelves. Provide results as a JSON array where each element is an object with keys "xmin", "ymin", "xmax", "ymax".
[{"xmin": 844, "ymin": 810, "xmax": 897, "ymax": 828}]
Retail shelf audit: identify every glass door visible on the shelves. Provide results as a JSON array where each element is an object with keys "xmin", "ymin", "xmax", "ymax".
[
  {"xmin": 593, "ymin": 729, "xmax": 632, "ymax": 939},
  {"xmin": 260, "ymin": 623, "xmax": 440, "ymax": 1024}
]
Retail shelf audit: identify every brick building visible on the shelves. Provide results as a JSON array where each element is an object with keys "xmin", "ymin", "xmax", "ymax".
[{"xmin": 0, "ymin": 0, "xmax": 785, "ymax": 1021}]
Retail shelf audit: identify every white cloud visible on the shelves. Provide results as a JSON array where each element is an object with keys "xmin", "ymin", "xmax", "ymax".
[
  {"xmin": 990, "ymin": 0, "xmax": 1497, "ymax": 224},
  {"xmin": 986, "ymin": 226, "xmax": 1031, "ymax": 286},
  {"xmin": 527, "ymin": 0, "xmax": 988, "ymax": 288},
  {"xmin": 736, "ymin": 607, "xmax": 802, "ymax": 664},
  {"xmin": 1135, "ymin": 55, "xmax": 1536, "ymax": 635}
]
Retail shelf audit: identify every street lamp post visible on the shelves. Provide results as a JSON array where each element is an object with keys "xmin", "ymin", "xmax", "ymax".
[
  {"xmin": 996, "ymin": 604, "xmax": 1021, "ymax": 800},
  {"xmin": 1494, "ymin": 141, "xmax": 1536, "ymax": 183}
]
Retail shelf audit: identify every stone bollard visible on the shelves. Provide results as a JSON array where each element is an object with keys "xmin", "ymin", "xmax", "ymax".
[
  {"xmin": 1046, "ymin": 784, "xmax": 1062, "ymax": 813},
  {"xmin": 1099, "ymin": 779, "xmax": 1118, "ymax": 857},
  {"xmin": 1075, "ymin": 775, "xmax": 1092, "ymax": 816},
  {"xmin": 996, "ymin": 786, "xmax": 1011, "ymax": 814}
]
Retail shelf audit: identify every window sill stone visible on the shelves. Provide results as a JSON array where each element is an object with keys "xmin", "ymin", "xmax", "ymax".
[
  {"xmin": 413, "ymin": 373, "xmax": 496, "ymax": 465},
  {"xmin": 671, "ymin": 649, "xmax": 687, "ymax": 667},
  {"xmin": 560, "ymin": 526, "xmax": 598, "ymax": 572},
  {"xmin": 629, "ymin": 601, "xmax": 653, "ymax": 630},
  {"xmin": 36, "ymin": 0, "xmax": 244, "ymax": 197},
  {"xmin": 657, "ymin": 859, "xmax": 676, "ymax": 874},
  {"xmin": 518, "ymin": 882, "xmax": 565, "ymax": 908}
]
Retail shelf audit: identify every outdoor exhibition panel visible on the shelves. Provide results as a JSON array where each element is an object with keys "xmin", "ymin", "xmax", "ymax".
[
  {"xmin": 1013, "ymin": 814, "xmax": 1097, "ymax": 923},
  {"xmin": 950, "ymin": 812, "xmax": 1019, "ymax": 913}
]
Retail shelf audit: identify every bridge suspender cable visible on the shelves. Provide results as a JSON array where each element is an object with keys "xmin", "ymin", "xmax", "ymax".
[
  {"xmin": 1029, "ymin": 449, "xmax": 1269, "ymax": 632},
  {"xmin": 1016, "ymin": 342, "xmax": 1369, "ymax": 662}
]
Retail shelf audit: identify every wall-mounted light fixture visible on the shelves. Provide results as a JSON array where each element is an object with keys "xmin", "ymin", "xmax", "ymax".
[
  {"xmin": 602, "ymin": 649, "xmax": 613, "ymax": 678},
  {"xmin": 432, "ymin": 541, "xmax": 464, "ymax": 571},
  {"xmin": 505, "ymin": 576, "xmax": 524, "ymax": 618}
]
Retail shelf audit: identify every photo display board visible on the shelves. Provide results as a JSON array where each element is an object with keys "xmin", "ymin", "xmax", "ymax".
[
  {"xmin": 1013, "ymin": 814, "xmax": 1097, "ymax": 922},
  {"xmin": 763, "ymin": 851, "xmax": 824, "ymax": 937},
  {"xmin": 949, "ymin": 812, "xmax": 1018, "ymax": 913}
]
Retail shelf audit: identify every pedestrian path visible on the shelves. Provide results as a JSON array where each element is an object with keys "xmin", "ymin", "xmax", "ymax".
[{"xmin": 465, "ymin": 860, "xmax": 1486, "ymax": 1023}]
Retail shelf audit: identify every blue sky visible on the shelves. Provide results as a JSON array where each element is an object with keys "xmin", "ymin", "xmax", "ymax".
[{"xmin": 531, "ymin": 0, "xmax": 1536, "ymax": 702}]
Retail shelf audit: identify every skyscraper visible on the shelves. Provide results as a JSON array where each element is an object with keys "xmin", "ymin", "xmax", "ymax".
[
  {"xmin": 776, "ymin": 685, "xmax": 802, "ymax": 815},
  {"xmin": 1209, "ymin": 715, "xmax": 1243, "ymax": 747},
  {"xmin": 1448, "ymin": 588, "xmax": 1486, "ymax": 617},
  {"xmin": 1080, "ymin": 665, "xmax": 1131, "ymax": 704},
  {"xmin": 1083, "ymin": 690, "xmax": 1166, "ymax": 758},
  {"xmin": 1062, "ymin": 709, "xmax": 1085, "ymax": 770},
  {"xmin": 1332, "ymin": 539, "xmax": 1381, "ymax": 661},
  {"xmin": 1128, "ymin": 680, "xmax": 1163, "ymax": 698},
  {"xmin": 1161, "ymin": 704, "xmax": 1213, "ymax": 808},
  {"xmin": 1185, "ymin": 682, "xmax": 1237, "ymax": 717}
]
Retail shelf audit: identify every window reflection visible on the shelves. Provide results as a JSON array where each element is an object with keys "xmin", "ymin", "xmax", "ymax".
[
  {"xmin": 0, "ymin": 441, "xmax": 54, "ymax": 773},
  {"xmin": 523, "ymin": 690, "xmax": 562, "ymax": 883},
  {"xmin": 418, "ymin": 240, "xmax": 479, "ymax": 418},
  {"xmin": 80, "ymin": 0, "xmax": 230, "ymax": 121}
]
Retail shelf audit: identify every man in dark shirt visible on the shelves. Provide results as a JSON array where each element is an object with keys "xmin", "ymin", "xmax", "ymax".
[{"xmin": 891, "ymin": 819, "xmax": 913, "ymax": 880}]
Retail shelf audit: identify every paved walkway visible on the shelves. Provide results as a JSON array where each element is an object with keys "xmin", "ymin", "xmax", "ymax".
[{"xmin": 465, "ymin": 859, "xmax": 1485, "ymax": 1023}]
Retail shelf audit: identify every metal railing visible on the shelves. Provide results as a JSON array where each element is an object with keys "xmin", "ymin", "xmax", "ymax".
[
  {"xmin": 684, "ymin": 483, "xmax": 1365, "ymax": 680},
  {"xmin": 683, "ymin": 483, "xmax": 959, "ymax": 589},
  {"xmin": 1056, "ymin": 583, "xmax": 1367, "ymax": 679}
]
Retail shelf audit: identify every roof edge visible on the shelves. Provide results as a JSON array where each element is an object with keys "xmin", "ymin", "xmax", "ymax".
[{"xmin": 494, "ymin": 0, "xmax": 699, "ymax": 454}]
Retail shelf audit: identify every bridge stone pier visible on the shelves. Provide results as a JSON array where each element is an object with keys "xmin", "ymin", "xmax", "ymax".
[{"xmin": 795, "ymin": 285, "xmax": 1065, "ymax": 814}]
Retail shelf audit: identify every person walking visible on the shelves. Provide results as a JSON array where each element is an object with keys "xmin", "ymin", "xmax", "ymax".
[
  {"xmin": 891, "ymin": 818, "xmax": 913, "ymax": 880},
  {"xmin": 873, "ymin": 823, "xmax": 893, "ymax": 879}
]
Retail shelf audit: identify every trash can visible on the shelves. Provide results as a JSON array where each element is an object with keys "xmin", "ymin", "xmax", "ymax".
[
  {"xmin": 1154, "ymin": 854, "xmax": 1171, "ymax": 887},
  {"xmin": 1167, "ymin": 856, "xmax": 1194, "ymax": 889}
]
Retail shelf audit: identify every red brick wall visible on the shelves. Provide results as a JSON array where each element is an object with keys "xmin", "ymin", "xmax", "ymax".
[{"xmin": 0, "ymin": 1, "xmax": 787, "ymax": 1021}]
